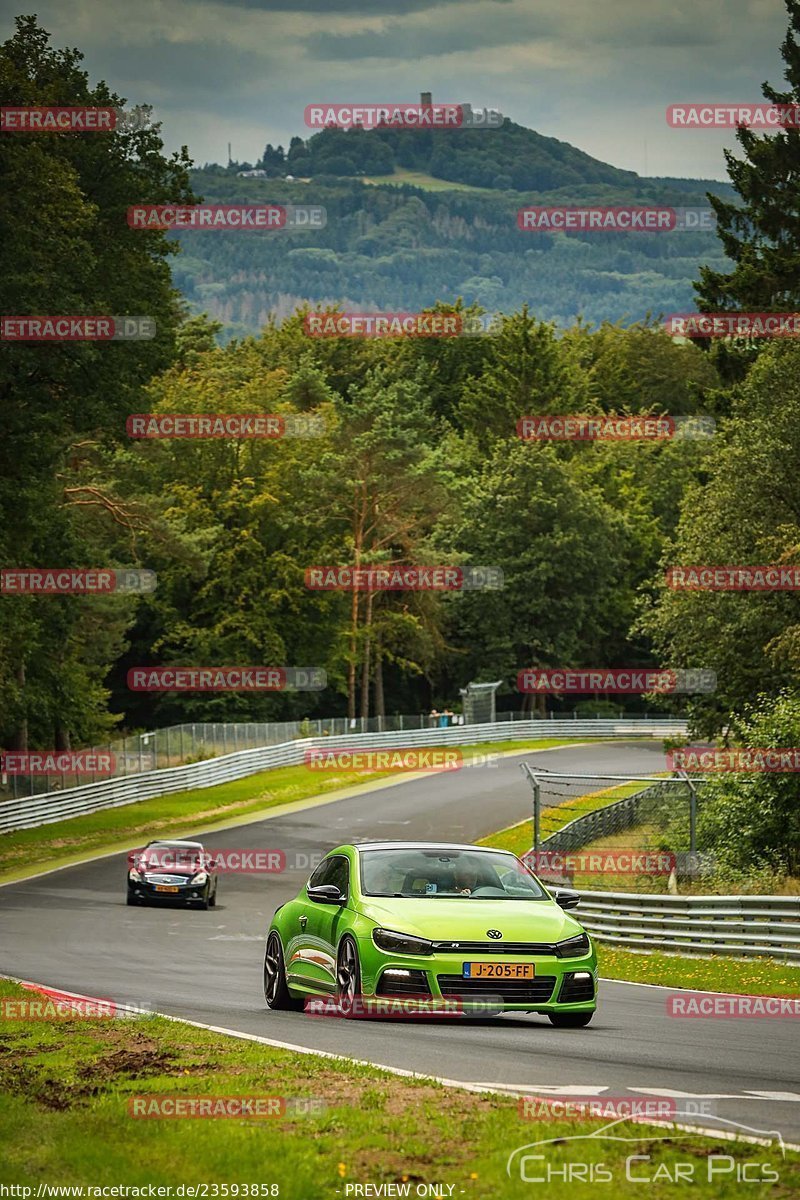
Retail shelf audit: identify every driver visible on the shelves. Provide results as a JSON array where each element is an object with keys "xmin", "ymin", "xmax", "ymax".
[{"xmin": 452, "ymin": 861, "xmax": 480, "ymax": 895}]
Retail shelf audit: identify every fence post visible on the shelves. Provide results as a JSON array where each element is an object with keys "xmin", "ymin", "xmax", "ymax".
[
  {"xmin": 681, "ymin": 770, "xmax": 698, "ymax": 855},
  {"xmin": 519, "ymin": 762, "xmax": 541, "ymax": 854},
  {"xmin": 533, "ymin": 778, "xmax": 540, "ymax": 851}
]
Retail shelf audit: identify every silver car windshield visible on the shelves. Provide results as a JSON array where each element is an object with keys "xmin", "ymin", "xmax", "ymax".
[{"xmin": 359, "ymin": 848, "xmax": 548, "ymax": 900}]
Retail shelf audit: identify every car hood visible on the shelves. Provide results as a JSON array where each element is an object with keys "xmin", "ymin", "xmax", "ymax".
[
  {"xmin": 356, "ymin": 897, "xmax": 584, "ymax": 942},
  {"xmin": 142, "ymin": 865, "xmax": 201, "ymax": 876}
]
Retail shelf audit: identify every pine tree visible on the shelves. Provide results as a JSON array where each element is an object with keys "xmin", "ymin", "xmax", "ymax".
[{"xmin": 695, "ymin": 0, "xmax": 800, "ymax": 311}]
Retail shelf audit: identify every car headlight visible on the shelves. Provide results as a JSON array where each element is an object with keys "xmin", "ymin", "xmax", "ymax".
[
  {"xmin": 372, "ymin": 928, "xmax": 433, "ymax": 956},
  {"xmin": 556, "ymin": 933, "xmax": 591, "ymax": 958},
  {"xmin": 128, "ymin": 869, "xmax": 142, "ymax": 882},
  {"xmin": 191, "ymin": 871, "xmax": 208, "ymax": 885}
]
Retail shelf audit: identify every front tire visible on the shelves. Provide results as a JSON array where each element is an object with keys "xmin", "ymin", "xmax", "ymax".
[
  {"xmin": 264, "ymin": 933, "xmax": 303, "ymax": 1011},
  {"xmin": 336, "ymin": 936, "xmax": 362, "ymax": 1017},
  {"xmin": 549, "ymin": 1011, "xmax": 594, "ymax": 1028}
]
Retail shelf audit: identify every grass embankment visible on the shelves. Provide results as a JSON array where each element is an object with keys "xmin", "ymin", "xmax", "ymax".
[
  {"xmin": 597, "ymin": 946, "xmax": 800, "ymax": 996},
  {"xmin": 478, "ymin": 779, "xmax": 646, "ymax": 857},
  {"xmin": 362, "ymin": 169, "xmax": 494, "ymax": 192},
  {"xmin": 0, "ymin": 737, "xmax": 585, "ymax": 884},
  {"xmin": 480, "ymin": 782, "xmax": 800, "ymax": 996},
  {"xmin": 0, "ymin": 978, "xmax": 795, "ymax": 1198}
]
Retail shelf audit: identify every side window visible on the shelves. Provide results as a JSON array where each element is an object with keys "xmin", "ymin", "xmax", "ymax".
[
  {"xmin": 326, "ymin": 855, "xmax": 350, "ymax": 898},
  {"xmin": 308, "ymin": 854, "xmax": 350, "ymax": 898}
]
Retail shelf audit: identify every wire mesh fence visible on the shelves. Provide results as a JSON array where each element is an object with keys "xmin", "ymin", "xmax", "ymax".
[
  {"xmin": 519, "ymin": 767, "xmax": 711, "ymax": 893},
  {"xmin": 1, "ymin": 708, "xmax": 547, "ymax": 801}
]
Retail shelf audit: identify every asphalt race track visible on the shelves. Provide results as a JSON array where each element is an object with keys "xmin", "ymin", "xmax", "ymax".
[{"xmin": 2, "ymin": 741, "xmax": 800, "ymax": 1146}]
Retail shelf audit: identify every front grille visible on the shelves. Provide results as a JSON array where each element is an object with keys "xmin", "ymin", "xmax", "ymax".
[
  {"xmin": 437, "ymin": 975, "xmax": 556, "ymax": 1004},
  {"xmin": 432, "ymin": 941, "xmax": 557, "ymax": 955},
  {"xmin": 144, "ymin": 874, "xmax": 190, "ymax": 885},
  {"xmin": 376, "ymin": 970, "xmax": 431, "ymax": 997},
  {"xmin": 558, "ymin": 973, "xmax": 595, "ymax": 1003}
]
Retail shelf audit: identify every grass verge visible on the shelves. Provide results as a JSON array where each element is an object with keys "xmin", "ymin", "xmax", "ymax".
[
  {"xmin": 361, "ymin": 169, "xmax": 494, "ymax": 192},
  {"xmin": 0, "ymin": 738, "xmax": 586, "ymax": 884},
  {"xmin": 480, "ymin": 786, "xmax": 800, "ymax": 995},
  {"xmin": 597, "ymin": 945, "xmax": 800, "ymax": 996},
  {"xmin": 0, "ymin": 978, "xmax": 795, "ymax": 1198},
  {"xmin": 477, "ymin": 779, "xmax": 648, "ymax": 857}
]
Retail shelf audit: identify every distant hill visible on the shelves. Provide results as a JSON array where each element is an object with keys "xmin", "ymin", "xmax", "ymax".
[
  {"xmin": 279, "ymin": 118, "xmax": 644, "ymax": 192},
  {"xmin": 250, "ymin": 115, "xmax": 734, "ymax": 196},
  {"xmin": 177, "ymin": 119, "xmax": 735, "ymax": 339}
]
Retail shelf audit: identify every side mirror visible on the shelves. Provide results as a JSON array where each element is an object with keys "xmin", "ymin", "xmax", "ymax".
[
  {"xmin": 307, "ymin": 884, "xmax": 345, "ymax": 905},
  {"xmin": 554, "ymin": 888, "xmax": 580, "ymax": 910}
]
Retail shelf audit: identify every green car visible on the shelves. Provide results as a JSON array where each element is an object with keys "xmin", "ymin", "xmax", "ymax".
[{"xmin": 263, "ymin": 841, "xmax": 597, "ymax": 1025}]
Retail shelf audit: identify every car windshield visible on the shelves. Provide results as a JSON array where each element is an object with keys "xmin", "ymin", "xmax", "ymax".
[
  {"xmin": 144, "ymin": 845, "xmax": 201, "ymax": 870},
  {"xmin": 359, "ymin": 848, "xmax": 548, "ymax": 900}
]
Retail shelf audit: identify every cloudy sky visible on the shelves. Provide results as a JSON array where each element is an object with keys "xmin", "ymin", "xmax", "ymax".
[{"xmin": 1, "ymin": 0, "xmax": 791, "ymax": 180}]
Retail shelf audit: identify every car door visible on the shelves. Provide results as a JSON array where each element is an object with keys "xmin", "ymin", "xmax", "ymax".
[{"xmin": 285, "ymin": 855, "xmax": 349, "ymax": 992}]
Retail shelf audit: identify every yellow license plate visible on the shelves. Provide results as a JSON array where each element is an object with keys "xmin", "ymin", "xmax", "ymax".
[
  {"xmin": 463, "ymin": 962, "xmax": 535, "ymax": 980},
  {"xmin": 155, "ymin": 885, "xmax": 180, "ymax": 893}
]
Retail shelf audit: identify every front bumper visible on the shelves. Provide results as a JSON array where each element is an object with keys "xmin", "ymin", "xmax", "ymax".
[
  {"xmin": 358, "ymin": 942, "xmax": 597, "ymax": 1013},
  {"xmin": 127, "ymin": 879, "xmax": 209, "ymax": 904}
]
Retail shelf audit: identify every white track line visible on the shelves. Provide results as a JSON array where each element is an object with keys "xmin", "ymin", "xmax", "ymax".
[{"xmin": 2, "ymin": 972, "xmax": 799, "ymax": 1153}]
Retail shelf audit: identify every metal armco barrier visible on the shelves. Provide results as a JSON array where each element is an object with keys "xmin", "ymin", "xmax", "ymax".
[
  {"xmin": 0, "ymin": 717, "xmax": 686, "ymax": 833},
  {"xmin": 578, "ymin": 892, "xmax": 800, "ymax": 962}
]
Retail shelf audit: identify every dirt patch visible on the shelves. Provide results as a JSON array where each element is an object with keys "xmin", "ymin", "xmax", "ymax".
[
  {"xmin": 76, "ymin": 1047, "xmax": 176, "ymax": 1082},
  {"xmin": 0, "ymin": 1062, "xmax": 99, "ymax": 1110}
]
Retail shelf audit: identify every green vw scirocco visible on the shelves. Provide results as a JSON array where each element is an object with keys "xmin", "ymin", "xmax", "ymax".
[{"xmin": 264, "ymin": 841, "xmax": 597, "ymax": 1024}]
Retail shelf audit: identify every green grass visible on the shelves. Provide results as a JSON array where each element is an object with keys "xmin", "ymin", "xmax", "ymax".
[
  {"xmin": 598, "ymin": 945, "xmax": 800, "ymax": 996},
  {"xmin": 361, "ymin": 169, "xmax": 494, "ymax": 192},
  {"xmin": 0, "ymin": 978, "xmax": 795, "ymax": 1197},
  {"xmin": 478, "ymin": 779, "xmax": 649, "ymax": 857},
  {"xmin": 0, "ymin": 737, "xmax": 586, "ymax": 884}
]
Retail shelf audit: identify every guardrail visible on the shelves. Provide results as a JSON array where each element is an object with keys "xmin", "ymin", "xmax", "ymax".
[
  {"xmin": 0, "ymin": 717, "xmax": 686, "ymax": 834},
  {"xmin": 577, "ymin": 891, "xmax": 800, "ymax": 962}
]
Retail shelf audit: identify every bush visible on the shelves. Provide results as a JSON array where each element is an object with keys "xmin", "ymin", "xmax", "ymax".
[{"xmin": 696, "ymin": 692, "xmax": 800, "ymax": 874}]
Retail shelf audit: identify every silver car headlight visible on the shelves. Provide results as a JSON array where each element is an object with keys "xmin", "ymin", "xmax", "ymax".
[
  {"xmin": 191, "ymin": 871, "xmax": 208, "ymax": 885},
  {"xmin": 128, "ymin": 869, "xmax": 142, "ymax": 882},
  {"xmin": 372, "ymin": 928, "xmax": 433, "ymax": 956},
  {"xmin": 556, "ymin": 932, "xmax": 591, "ymax": 958}
]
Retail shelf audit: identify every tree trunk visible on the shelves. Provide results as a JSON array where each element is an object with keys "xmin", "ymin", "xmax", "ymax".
[
  {"xmin": 360, "ymin": 591, "xmax": 373, "ymax": 721},
  {"xmin": 347, "ymin": 587, "xmax": 359, "ymax": 722},
  {"xmin": 348, "ymin": 491, "xmax": 366, "ymax": 721},
  {"xmin": 374, "ymin": 639, "xmax": 385, "ymax": 718}
]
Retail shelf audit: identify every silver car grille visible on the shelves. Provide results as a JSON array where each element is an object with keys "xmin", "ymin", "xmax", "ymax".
[{"xmin": 144, "ymin": 873, "xmax": 190, "ymax": 885}]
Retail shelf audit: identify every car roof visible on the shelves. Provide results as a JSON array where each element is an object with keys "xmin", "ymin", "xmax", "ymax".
[
  {"xmin": 351, "ymin": 841, "xmax": 515, "ymax": 854},
  {"xmin": 146, "ymin": 839, "xmax": 204, "ymax": 849}
]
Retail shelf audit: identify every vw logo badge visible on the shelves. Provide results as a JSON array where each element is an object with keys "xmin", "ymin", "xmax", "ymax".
[{"xmin": 486, "ymin": 929, "xmax": 502, "ymax": 939}]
